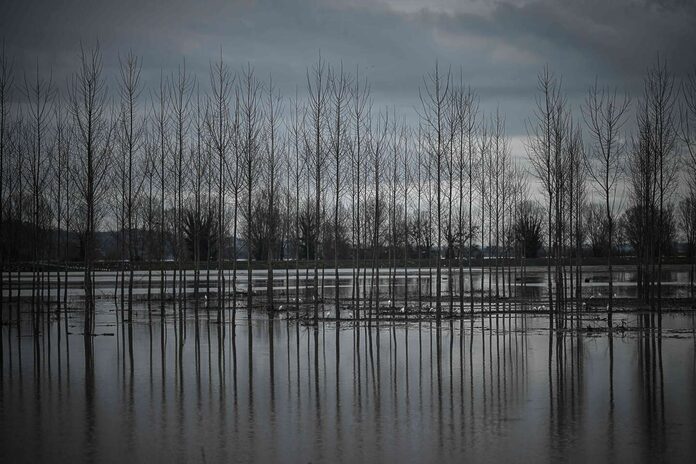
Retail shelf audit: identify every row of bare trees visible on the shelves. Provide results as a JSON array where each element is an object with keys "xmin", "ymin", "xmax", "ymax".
[
  {"xmin": 1, "ymin": 43, "xmax": 696, "ymax": 334},
  {"xmin": 525, "ymin": 59, "xmax": 696, "ymax": 329}
]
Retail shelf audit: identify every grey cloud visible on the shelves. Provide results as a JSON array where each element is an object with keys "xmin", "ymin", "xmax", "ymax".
[{"xmin": 1, "ymin": 0, "xmax": 694, "ymax": 138}]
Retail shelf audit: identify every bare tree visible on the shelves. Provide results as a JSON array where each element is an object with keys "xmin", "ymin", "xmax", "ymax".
[
  {"xmin": 306, "ymin": 55, "xmax": 329, "ymax": 324},
  {"xmin": 264, "ymin": 74, "xmax": 283, "ymax": 313},
  {"xmin": 0, "ymin": 41, "xmax": 13, "ymax": 362},
  {"xmin": 168, "ymin": 60, "xmax": 194, "ymax": 306},
  {"xmin": 207, "ymin": 53, "xmax": 234, "ymax": 316},
  {"xmin": 143, "ymin": 136, "xmax": 157, "ymax": 303},
  {"xmin": 491, "ymin": 108, "xmax": 509, "ymax": 301},
  {"xmin": 191, "ymin": 86, "xmax": 206, "ymax": 313},
  {"xmin": 69, "ymin": 43, "xmax": 112, "ymax": 336},
  {"xmin": 680, "ymin": 67, "xmax": 696, "ymax": 297},
  {"xmin": 117, "ymin": 51, "xmax": 144, "ymax": 315},
  {"xmin": 350, "ymin": 69, "xmax": 369, "ymax": 318},
  {"xmin": 23, "ymin": 59, "xmax": 55, "ymax": 318},
  {"xmin": 565, "ymin": 121, "xmax": 586, "ymax": 309},
  {"xmin": 329, "ymin": 63, "xmax": 350, "ymax": 319},
  {"xmin": 401, "ymin": 125, "xmax": 412, "ymax": 312},
  {"xmin": 451, "ymin": 82, "xmax": 475, "ymax": 313},
  {"xmin": 419, "ymin": 62, "xmax": 450, "ymax": 324},
  {"xmin": 463, "ymin": 88, "xmax": 478, "ymax": 313},
  {"xmin": 478, "ymin": 119, "xmax": 491, "ymax": 313},
  {"xmin": 53, "ymin": 98, "xmax": 72, "ymax": 314},
  {"xmin": 288, "ymin": 90, "xmax": 305, "ymax": 305},
  {"xmin": 414, "ymin": 126, "xmax": 425, "ymax": 311},
  {"xmin": 526, "ymin": 66, "xmax": 566, "ymax": 321},
  {"xmin": 151, "ymin": 71, "xmax": 169, "ymax": 315},
  {"xmin": 229, "ymin": 90, "xmax": 241, "ymax": 321},
  {"xmin": 640, "ymin": 58, "xmax": 678, "ymax": 314},
  {"xmin": 240, "ymin": 64, "xmax": 263, "ymax": 317},
  {"xmin": 367, "ymin": 110, "xmax": 388, "ymax": 323},
  {"xmin": 628, "ymin": 98, "xmax": 657, "ymax": 303},
  {"xmin": 582, "ymin": 79, "xmax": 629, "ymax": 322},
  {"xmin": 444, "ymin": 89, "xmax": 456, "ymax": 316}
]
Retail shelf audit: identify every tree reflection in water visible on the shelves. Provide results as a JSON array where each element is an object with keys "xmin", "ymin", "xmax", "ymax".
[{"xmin": 1, "ymin": 301, "xmax": 694, "ymax": 463}]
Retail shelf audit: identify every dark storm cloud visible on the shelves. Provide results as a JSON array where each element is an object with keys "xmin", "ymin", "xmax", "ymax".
[
  {"xmin": 1, "ymin": 1, "xmax": 434, "ymax": 106},
  {"xmin": 1, "ymin": 0, "xmax": 695, "ymax": 136}
]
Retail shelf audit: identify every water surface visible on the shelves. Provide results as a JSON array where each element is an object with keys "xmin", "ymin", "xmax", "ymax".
[{"xmin": 2, "ymin": 298, "xmax": 695, "ymax": 463}]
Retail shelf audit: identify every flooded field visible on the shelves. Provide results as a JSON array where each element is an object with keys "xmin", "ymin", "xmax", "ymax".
[
  {"xmin": 1, "ymin": 294, "xmax": 696, "ymax": 463},
  {"xmin": 3, "ymin": 264, "xmax": 696, "ymax": 302}
]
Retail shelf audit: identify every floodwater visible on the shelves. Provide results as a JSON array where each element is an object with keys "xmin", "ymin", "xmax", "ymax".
[
  {"xmin": 1, "ymin": 297, "xmax": 696, "ymax": 463},
  {"xmin": 3, "ymin": 264, "xmax": 695, "ymax": 301}
]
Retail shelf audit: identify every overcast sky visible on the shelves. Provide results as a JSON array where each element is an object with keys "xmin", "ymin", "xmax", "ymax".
[{"xmin": 2, "ymin": 0, "xmax": 696, "ymax": 160}]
